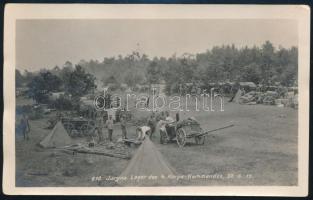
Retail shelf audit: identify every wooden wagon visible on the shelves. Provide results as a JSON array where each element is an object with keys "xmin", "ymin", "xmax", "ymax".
[
  {"xmin": 161, "ymin": 118, "xmax": 233, "ymax": 148},
  {"xmin": 61, "ymin": 117, "xmax": 95, "ymax": 137}
]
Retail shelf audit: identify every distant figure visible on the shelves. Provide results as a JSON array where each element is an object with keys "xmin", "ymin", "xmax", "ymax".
[
  {"xmin": 160, "ymin": 111, "xmax": 166, "ymax": 120},
  {"xmin": 191, "ymin": 85, "xmax": 197, "ymax": 96},
  {"xmin": 176, "ymin": 112, "xmax": 180, "ymax": 122},
  {"xmin": 120, "ymin": 114, "xmax": 127, "ymax": 139},
  {"xmin": 165, "ymin": 111, "xmax": 174, "ymax": 123},
  {"xmin": 183, "ymin": 84, "xmax": 187, "ymax": 95},
  {"xmin": 179, "ymin": 84, "xmax": 183, "ymax": 96},
  {"xmin": 89, "ymin": 127, "xmax": 99, "ymax": 144},
  {"xmin": 282, "ymin": 86, "xmax": 288, "ymax": 98},
  {"xmin": 145, "ymin": 96, "xmax": 150, "ymax": 108},
  {"xmin": 147, "ymin": 113, "xmax": 157, "ymax": 138},
  {"xmin": 197, "ymin": 87, "xmax": 201, "ymax": 96},
  {"xmin": 96, "ymin": 115, "xmax": 105, "ymax": 142},
  {"xmin": 20, "ymin": 114, "xmax": 30, "ymax": 140},
  {"xmin": 105, "ymin": 92, "xmax": 111, "ymax": 109},
  {"xmin": 106, "ymin": 115, "xmax": 114, "ymax": 141},
  {"xmin": 156, "ymin": 119, "xmax": 169, "ymax": 144}
]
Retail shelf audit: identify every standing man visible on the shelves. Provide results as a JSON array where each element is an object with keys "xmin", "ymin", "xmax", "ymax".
[
  {"xmin": 179, "ymin": 84, "xmax": 183, "ymax": 96},
  {"xmin": 106, "ymin": 115, "xmax": 114, "ymax": 142},
  {"xmin": 120, "ymin": 114, "xmax": 127, "ymax": 139},
  {"xmin": 96, "ymin": 114, "xmax": 104, "ymax": 142},
  {"xmin": 20, "ymin": 113, "xmax": 30, "ymax": 140},
  {"xmin": 165, "ymin": 111, "xmax": 174, "ymax": 122},
  {"xmin": 147, "ymin": 113, "xmax": 157, "ymax": 139},
  {"xmin": 145, "ymin": 96, "xmax": 150, "ymax": 108},
  {"xmin": 156, "ymin": 118, "xmax": 168, "ymax": 144}
]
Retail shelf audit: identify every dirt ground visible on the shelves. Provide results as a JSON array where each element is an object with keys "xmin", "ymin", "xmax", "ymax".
[{"xmin": 15, "ymin": 97, "xmax": 298, "ymax": 186}]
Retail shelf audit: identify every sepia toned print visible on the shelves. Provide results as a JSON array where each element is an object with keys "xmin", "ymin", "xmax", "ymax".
[{"xmin": 3, "ymin": 4, "xmax": 310, "ymax": 196}]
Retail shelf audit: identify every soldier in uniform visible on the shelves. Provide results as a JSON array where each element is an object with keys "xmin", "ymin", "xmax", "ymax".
[
  {"xmin": 120, "ymin": 114, "xmax": 128, "ymax": 139},
  {"xmin": 147, "ymin": 113, "xmax": 157, "ymax": 138},
  {"xmin": 20, "ymin": 114, "xmax": 30, "ymax": 140},
  {"xmin": 105, "ymin": 115, "xmax": 114, "ymax": 141},
  {"xmin": 95, "ymin": 113, "xmax": 104, "ymax": 142}
]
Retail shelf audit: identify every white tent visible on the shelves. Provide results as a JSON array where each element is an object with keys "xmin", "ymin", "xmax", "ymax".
[
  {"xmin": 39, "ymin": 121, "xmax": 73, "ymax": 148},
  {"xmin": 119, "ymin": 137, "xmax": 177, "ymax": 186}
]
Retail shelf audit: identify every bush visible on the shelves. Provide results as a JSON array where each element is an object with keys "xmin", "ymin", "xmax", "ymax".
[{"xmin": 53, "ymin": 96, "xmax": 74, "ymax": 110}]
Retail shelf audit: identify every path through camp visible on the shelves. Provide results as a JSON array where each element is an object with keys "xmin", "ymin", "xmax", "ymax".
[{"xmin": 15, "ymin": 101, "xmax": 297, "ymax": 186}]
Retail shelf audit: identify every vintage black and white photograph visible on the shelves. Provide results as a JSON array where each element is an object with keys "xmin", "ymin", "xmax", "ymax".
[{"xmin": 3, "ymin": 4, "xmax": 310, "ymax": 196}]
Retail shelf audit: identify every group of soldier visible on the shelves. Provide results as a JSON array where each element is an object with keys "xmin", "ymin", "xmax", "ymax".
[
  {"xmin": 90, "ymin": 109, "xmax": 178, "ymax": 144},
  {"xmin": 93, "ymin": 114, "xmax": 122, "ymax": 143},
  {"xmin": 19, "ymin": 105, "xmax": 178, "ymax": 145}
]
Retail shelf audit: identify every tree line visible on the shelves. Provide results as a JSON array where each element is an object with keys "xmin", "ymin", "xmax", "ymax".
[
  {"xmin": 16, "ymin": 65, "xmax": 96, "ymax": 103},
  {"xmin": 16, "ymin": 40, "xmax": 297, "ymax": 101},
  {"xmin": 80, "ymin": 40, "xmax": 297, "ymax": 90}
]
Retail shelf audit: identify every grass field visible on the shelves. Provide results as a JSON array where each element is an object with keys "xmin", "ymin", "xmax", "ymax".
[{"xmin": 15, "ymin": 96, "xmax": 298, "ymax": 186}]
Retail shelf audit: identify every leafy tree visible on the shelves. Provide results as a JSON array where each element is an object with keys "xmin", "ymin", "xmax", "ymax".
[
  {"xmin": 59, "ymin": 65, "xmax": 74, "ymax": 86},
  {"xmin": 241, "ymin": 63, "xmax": 262, "ymax": 83},
  {"xmin": 63, "ymin": 61, "xmax": 73, "ymax": 69},
  {"xmin": 28, "ymin": 71, "xmax": 62, "ymax": 103},
  {"xmin": 124, "ymin": 71, "xmax": 143, "ymax": 87},
  {"xmin": 21, "ymin": 40, "xmax": 297, "ymax": 99},
  {"xmin": 22, "ymin": 70, "xmax": 35, "ymax": 86},
  {"xmin": 259, "ymin": 41, "xmax": 275, "ymax": 83},
  {"xmin": 179, "ymin": 58, "xmax": 197, "ymax": 82},
  {"xmin": 71, "ymin": 41, "xmax": 297, "ymax": 90},
  {"xmin": 16, "ymin": 69, "xmax": 24, "ymax": 87},
  {"xmin": 146, "ymin": 61, "xmax": 162, "ymax": 84},
  {"xmin": 280, "ymin": 64, "xmax": 297, "ymax": 86},
  {"xmin": 51, "ymin": 65, "xmax": 61, "ymax": 76},
  {"xmin": 103, "ymin": 75, "xmax": 118, "ymax": 85},
  {"xmin": 66, "ymin": 65, "xmax": 96, "ymax": 97}
]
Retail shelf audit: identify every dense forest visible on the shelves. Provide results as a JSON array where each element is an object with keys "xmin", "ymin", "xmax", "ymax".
[
  {"xmin": 79, "ymin": 41, "xmax": 298, "ymax": 88},
  {"xmin": 16, "ymin": 41, "xmax": 297, "ymax": 100}
]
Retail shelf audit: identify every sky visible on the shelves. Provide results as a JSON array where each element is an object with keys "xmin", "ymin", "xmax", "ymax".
[{"xmin": 16, "ymin": 19, "xmax": 298, "ymax": 71}]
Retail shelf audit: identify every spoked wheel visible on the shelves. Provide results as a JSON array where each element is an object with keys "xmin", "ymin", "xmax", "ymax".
[
  {"xmin": 195, "ymin": 135, "xmax": 205, "ymax": 145},
  {"xmin": 80, "ymin": 124, "xmax": 92, "ymax": 136},
  {"xmin": 70, "ymin": 129, "xmax": 80, "ymax": 138},
  {"xmin": 160, "ymin": 130, "xmax": 168, "ymax": 144},
  {"xmin": 176, "ymin": 128, "xmax": 186, "ymax": 148}
]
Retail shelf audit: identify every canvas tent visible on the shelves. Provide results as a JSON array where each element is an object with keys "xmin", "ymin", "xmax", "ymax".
[
  {"xmin": 233, "ymin": 88, "xmax": 242, "ymax": 103},
  {"xmin": 118, "ymin": 137, "xmax": 177, "ymax": 186},
  {"xmin": 39, "ymin": 121, "xmax": 73, "ymax": 148}
]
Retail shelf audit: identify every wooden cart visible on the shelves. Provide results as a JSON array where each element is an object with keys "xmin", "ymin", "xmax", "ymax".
[
  {"xmin": 161, "ymin": 118, "xmax": 233, "ymax": 148},
  {"xmin": 61, "ymin": 117, "xmax": 95, "ymax": 137}
]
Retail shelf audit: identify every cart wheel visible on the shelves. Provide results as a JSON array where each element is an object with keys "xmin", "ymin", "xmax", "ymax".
[
  {"xmin": 160, "ymin": 130, "xmax": 167, "ymax": 144},
  {"xmin": 160, "ymin": 134, "xmax": 164, "ymax": 144},
  {"xmin": 176, "ymin": 128, "xmax": 186, "ymax": 147},
  {"xmin": 80, "ymin": 124, "xmax": 90, "ymax": 136},
  {"xmin": 195, "ymin": 136, "xmax": 205, "ymax": 145},
  {"xmin": 70, "ymin": 129, "xmax": 79, "ymax": 138}
]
